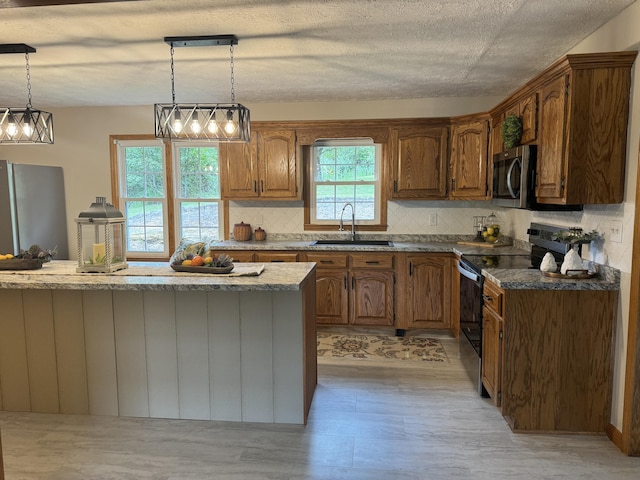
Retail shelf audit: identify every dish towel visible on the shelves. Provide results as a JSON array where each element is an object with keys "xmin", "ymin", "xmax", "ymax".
[{"xmin": 228, "ymin": 264, "xmax": 265, "ymax": 277}]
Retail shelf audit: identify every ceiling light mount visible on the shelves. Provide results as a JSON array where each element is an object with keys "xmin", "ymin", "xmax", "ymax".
[
  {"xmin": 0, "ymin": 43, "xmax": 54, "ymax": 145},
  {"xmin": 154, "ymin": 34, "xmax": 250, "ymax": 143}
]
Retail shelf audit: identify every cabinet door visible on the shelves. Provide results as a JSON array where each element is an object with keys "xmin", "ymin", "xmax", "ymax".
[
  {"xmin": 220, "ymin": 141, "xmax": 259, "ymax": 199},
  {"xmin": 490, "ymin": 113, "xmax": 504, "ymax": 156},
  {"xmin": 391, "ymin": 126, "xmax": 448, "ymax": 199},
  {"xmin": 315, "ymin": 270, "xmax": 349, "ymax": 325},
  {"xmin": 257, "ymin": 130, "xmax": 298, "ymax": 199},
  {"xmin": 406, "ymin": 255, "xmax": 451, "ymax": 329},
  {"xmin": 536, "ymin": 75, "xmax": 568, "ymax": 201},
  {"xmin": 449, "ymin": 120, "xmax": 489, "ymax": 199},
  {"xmin": 350, "ymin": 270, "xmax": 394, "ymax": 326},
  {"xmin": 519, "ymin": 93, "xmax": 538, "ymax": 144},
  {"xmin": 481, "ymin": 306, "xmax": 502, "ymax": 407}
]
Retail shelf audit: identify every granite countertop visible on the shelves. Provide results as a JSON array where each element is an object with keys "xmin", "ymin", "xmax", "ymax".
[
  {"xmin": 0, "ymin": 261, "xmax": 315, "ymax": 292},
  {"xmin": 209, "ymin": 234, "xmax": 620, "ymax": 291},
  {"xmin": 482, "ymin": 266, "xmax": 620, "ymax": 291}
]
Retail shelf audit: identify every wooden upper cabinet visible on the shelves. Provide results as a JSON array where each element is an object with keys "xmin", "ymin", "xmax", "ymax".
[
  {"xmin": 518, "ymin": 94, "xmax": 538, "ymax": 145},
  {"xmin": 449, "ymin": 118, "xmax": 490, "ymax": 199},
  {"xmin": 390, "ymin": 126, "xmax": 448, "ymax": 199},
  {"xmin": 492, "ymin": 51, "xmax": 636, "ymax": 206},
  {"xmin": 538, "ymin": 55, "xmax": 635, "ymax": 205},
  {"xmin": 220, "ymin": 128, "xmax": 299, "ymax": 200},
  {"xmin": 490, "ymin": 113, "xmax": 504, "ymax": 157},
  {"xmin": 220, "ymin": 140, "xmax": 259, "ymax": 199},
  {"xmin": 536, "ymin": 75, "xmax": 568, "ymax": 201},
  {"xmin": 257, "ymin": 129, "xmax": 298, "ymax": 199}
]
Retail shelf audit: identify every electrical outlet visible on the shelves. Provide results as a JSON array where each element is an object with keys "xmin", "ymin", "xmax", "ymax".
[
  {"xmin": 609, "ymin": 221, "xmax": 623, "ymax": 243},
  {"xmin": 429, "ymin": 213, "xmax": 438, "ymax": 226}
]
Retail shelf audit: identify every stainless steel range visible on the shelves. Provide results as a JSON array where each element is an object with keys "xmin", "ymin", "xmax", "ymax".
[{"xmin": 457, "ymin": 222, "xmax": 573, "ymax": 395}]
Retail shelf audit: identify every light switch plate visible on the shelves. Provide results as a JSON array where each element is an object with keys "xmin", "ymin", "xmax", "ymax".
[
  {"xmin": 609, "ymin": 221, "xmax": 623, "ymax": 243},
  {"xmin": 429, "ymin": 213, "xmax": 438, "ymax": 226}
]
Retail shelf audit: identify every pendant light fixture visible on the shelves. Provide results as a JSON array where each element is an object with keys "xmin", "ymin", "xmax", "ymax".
[
  {"xmin": 0, "ymin": 44, "xmax": 54, "ymax": 144},
  {"xmin": 154, "ymin": 35, "xmax": 250, "ymax": 142}
]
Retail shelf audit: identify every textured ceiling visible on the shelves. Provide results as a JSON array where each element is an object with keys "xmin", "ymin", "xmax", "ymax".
[{"xmin": 0, "ymin": 0, "xmax": 636, "ymax": 108}]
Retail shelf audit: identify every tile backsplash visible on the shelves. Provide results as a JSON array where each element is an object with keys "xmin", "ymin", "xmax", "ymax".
[{"xmin": 228, "ymin": 199, "xmax": 631, "ymax": 272}]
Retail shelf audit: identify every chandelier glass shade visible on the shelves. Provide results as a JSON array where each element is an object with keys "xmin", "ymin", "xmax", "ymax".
[
  {"xmin": 0, "ymin": 44, "xmax": 54, "ymax": 145},
  {"xmin": 154, "ymin": 35, "xmax": 250, "ymax": 143}
]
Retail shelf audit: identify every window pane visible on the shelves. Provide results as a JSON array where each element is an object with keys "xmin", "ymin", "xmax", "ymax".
[
  {"xmin": 317, "ymin": 165, "xmax": 335, "ymax": 182},
  {"xmin": 355, "ymin": 184, "xmax": 375, "ymax": 201},
  {"xmin": 336, "ymin": 185, "xmax": 355, "ymax": 203},
  {"xmin": 356, "ymin": 164, "xmax": 375, "ymax": 181},
  {"xmin": 316, "ymin": 203, "xmax": 336, "ymax": 220},
  {"xmin": 126, "ymin": 174, "xmax": 145, "ymax": 197},
  {"xmin": 355, "ymin": 202, "xmax": 374, "ymax": 220},
  {"xmin": 145, "ymin": 227, "xmax": 165, "ymax": 251},
  {"xmin": 179, "ymin": 201, "xmax": 220, "ymax": 241},
  {"xmin": 144, "ymin": 201, "xmax": 164, "ymax": 227},
  {"xmin": 316, "ymin": 185, "xmax": 335, "ymax": 203},
  {"xmin": 177, "ymin": 146, "xmax": 220, "ymax": 199},
  {"xmin": 336, "ymin": 147, "xmax": 356, "ymax": 165},
  {"xmin": 146, "ymin": 173, "xmax": 164, "ymax": 197},
  {"xmin": 337, "ymin": 165, "xmax": 355, "ymax": 182},
  {"xmin": 317, "ymin": 147, "xmax": 336, "ymax": 164}
]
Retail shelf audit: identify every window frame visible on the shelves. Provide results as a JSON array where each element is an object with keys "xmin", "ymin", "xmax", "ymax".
[
  {"xmin": 110, "ymin": 134, "xmax": 227, "ymax": 261},
  {"xmin": 171, "ymin": 142, "xmax": 224, "ymax": 246},
  {"xmin": 303, "ymin": 139, "xmax": 388, "ymax": 231}
]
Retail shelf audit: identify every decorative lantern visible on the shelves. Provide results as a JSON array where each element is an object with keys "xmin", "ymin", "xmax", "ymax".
[{"xmin": 75, "ymin": 196, "xmax": 127, "ymax": 273}]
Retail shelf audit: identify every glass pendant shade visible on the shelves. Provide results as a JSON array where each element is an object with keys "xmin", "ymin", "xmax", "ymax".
[{"xmin": 0, "ymin": 44, "xmax": 54, "ymax": 145}]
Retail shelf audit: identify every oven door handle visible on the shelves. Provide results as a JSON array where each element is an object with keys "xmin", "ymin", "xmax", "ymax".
[{"xmin": 457, "ymin": 261, "xmax": 481, "ymax": 283}]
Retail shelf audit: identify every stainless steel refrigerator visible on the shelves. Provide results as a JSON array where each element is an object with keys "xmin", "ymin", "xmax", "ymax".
[{"xmin": 0, "ymin": 160, "xmax": 69, "ymax": 259}]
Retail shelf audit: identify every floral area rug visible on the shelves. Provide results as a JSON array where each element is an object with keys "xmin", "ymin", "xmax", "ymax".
[{"xmin": 317, "ymin": 332, "xmax": 449, "ymax": 363}]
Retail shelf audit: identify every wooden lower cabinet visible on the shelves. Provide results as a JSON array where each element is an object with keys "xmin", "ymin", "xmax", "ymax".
[
  {"xmin": 398, "ymin": 254, "xmax": 452, "ymax": 329},
  {"xmin": 307, "ymin": 252, "xmax": 395, "ymax": 327},
  {"xmin": 315, "ymin": 269, "xmax": 349, "ymax": 325},
  {"xmin": 483, "ymin": 278, "xmax": 617, "ymax": 433},
  {"xmin": 481, "ymin": 305, "xmax": 502, "ymax": 406},
  {"xmin": 350, "ymin": 270, "xmax": 394, "ymax": 326}
]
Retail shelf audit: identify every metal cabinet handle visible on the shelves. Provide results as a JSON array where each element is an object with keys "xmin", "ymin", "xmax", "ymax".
[
  {"xmin": 261, "ymin": 180, "xmax": 264, "ymax": 192},
  {"xmin": 351, "ymin": 277, "xmax": 355, "ymax": 289},
  {"xmin": 344, "ymin": 276, "xmax": 347, "ymax": 289},
  {"xmin": 320, "ymin": 260, "xmax": 333, "ymax": 264},
  {"xmin": 482, "ymin": 294, "xmax": 493, "ymax": 301},
  {"xmin": 365, "ymin": 260, "xmax": 380, "ymax": 264},
  {"xmin": 253, "ymin": 180, "xmax": 257, "ymax": 192}
]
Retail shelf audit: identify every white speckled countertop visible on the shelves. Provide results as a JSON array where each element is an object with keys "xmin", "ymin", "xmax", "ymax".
[
  {"xmin": 0, "ymin": 261, "xmax": 315, "ymax": 292},
  {"xmin": 209, "ymin": 234, "xmax": 620, "ymax": 291}
]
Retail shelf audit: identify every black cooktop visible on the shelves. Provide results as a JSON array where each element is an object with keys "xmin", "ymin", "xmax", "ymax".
[{"xmin": 462, "ymin": 254, "xmax": 534, "ymax": 271}]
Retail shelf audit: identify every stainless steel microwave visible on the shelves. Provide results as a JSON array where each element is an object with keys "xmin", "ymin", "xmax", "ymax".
[
  {"xmin": 491, "ymin": 145, "xmax": 535, "ymax": 209},
  {"xmin": 491, "ymin": 145, "xmax": 582, "ymax": 211}
]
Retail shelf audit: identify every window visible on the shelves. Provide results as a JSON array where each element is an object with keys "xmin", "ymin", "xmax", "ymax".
[
  {"xmin": 112, "ymin": 137, "xmax": 223, "ymax": 259},
  {"xmin": 307, "ymin": 139, "xmax": 384, "ymax": 228}
]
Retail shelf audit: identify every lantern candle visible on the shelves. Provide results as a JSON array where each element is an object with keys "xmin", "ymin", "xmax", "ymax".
[{"xmin": 93, "ymin": 243, "xmax": 106, "ymax": 264}]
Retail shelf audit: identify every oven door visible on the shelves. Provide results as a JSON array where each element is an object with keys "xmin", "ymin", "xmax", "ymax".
[{"xmin": 457, "ymin": 259, "xmax": 486, "ymax": 395}]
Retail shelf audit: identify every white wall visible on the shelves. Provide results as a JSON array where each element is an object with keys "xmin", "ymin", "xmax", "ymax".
[{"xmin": 1, "ymin": 2, "xmax": 638, "ymax": 430}]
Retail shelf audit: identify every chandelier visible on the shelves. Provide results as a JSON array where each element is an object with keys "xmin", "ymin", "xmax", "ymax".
[
  {"xmin": 0, "ymin": 44, "xmax": 54, "ymax": 145},
  {"xmin": 154, "ymin": 35, "xmax": 250, "ymax": 142}
]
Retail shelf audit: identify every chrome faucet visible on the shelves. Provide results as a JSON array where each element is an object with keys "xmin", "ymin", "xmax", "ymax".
[{"xmin": 339, "ymin": 203, "xmax": 356, "ymax": 241}]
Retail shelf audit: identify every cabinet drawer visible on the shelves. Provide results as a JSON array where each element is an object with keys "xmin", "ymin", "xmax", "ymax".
[
  {"xmin": 305, "ymin": 253, "xmax": 348, "ymax": 268},
  {"xmin": 350, "ymin": 253, "xmax": 394, "ymax": 269},
  {"xmin": 210, "ymin": 250, "xmax": 255, "ymax": 263},
  {"xmin": 483, "ymin": 280, "xmax": 503, "ymax": 316},
  {"xmin": 255, "ymin": 252, "xmax": 299, "ymax": 262}
]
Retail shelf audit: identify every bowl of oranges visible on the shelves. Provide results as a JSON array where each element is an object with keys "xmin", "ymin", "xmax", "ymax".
[{"xmin": 170, "ymin": 241, "xmax": 234, "ymax": 274}]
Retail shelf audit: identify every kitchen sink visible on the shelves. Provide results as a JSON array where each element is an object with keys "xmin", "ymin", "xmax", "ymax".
[{"xmin": 310, "ymin": 239, "xmax": 394, "ymax": 246}]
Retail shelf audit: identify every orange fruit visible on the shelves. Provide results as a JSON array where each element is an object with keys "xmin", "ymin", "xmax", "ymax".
[
  {"xmin": 191, "ymin": 255, "xmax": 205, "ymax": 266},
  {"xmin": 181, "ymin": 259, "xmax": 193, "ymax": 266}
]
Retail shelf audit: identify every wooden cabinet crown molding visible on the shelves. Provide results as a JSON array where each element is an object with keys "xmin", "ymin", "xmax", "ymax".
[{"xmin": 490, "ymin": 51, "xmax": 638, "ymax": 116}]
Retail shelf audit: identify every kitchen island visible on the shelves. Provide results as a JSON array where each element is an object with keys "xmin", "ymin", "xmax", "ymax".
[{"xmin": 0, "ymin": 261, "xmax": 317, "ymax": 425}]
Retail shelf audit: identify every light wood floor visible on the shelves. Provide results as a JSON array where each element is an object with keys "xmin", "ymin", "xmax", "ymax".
[{"xmin": 0, "ymin": 335, "xmax": 638, "ymax": 479}]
